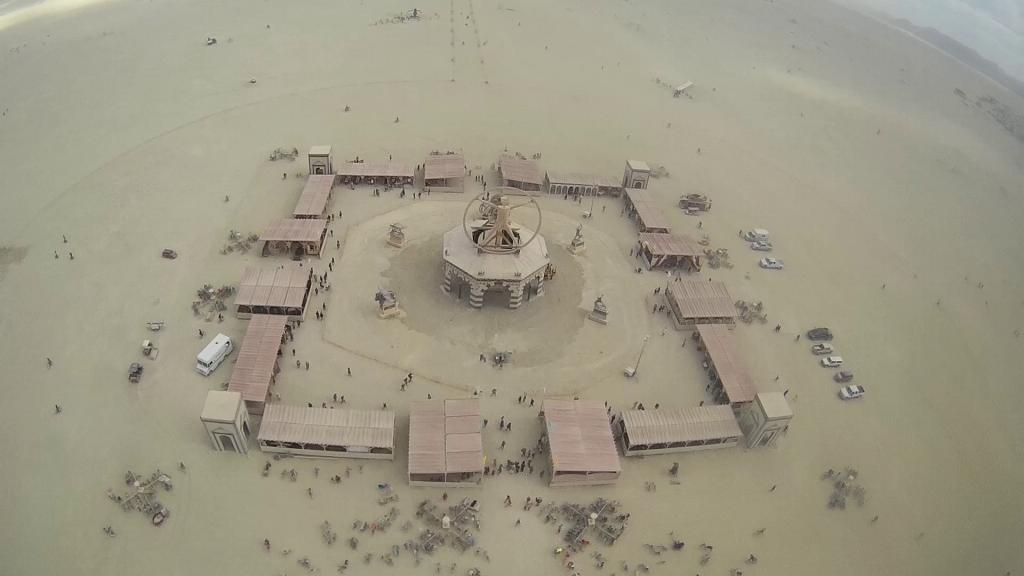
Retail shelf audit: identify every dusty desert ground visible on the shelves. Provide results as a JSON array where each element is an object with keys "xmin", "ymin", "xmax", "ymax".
[{"xmin": 1, "ymin": 0, "xmax": 1023, "ymax": 575}]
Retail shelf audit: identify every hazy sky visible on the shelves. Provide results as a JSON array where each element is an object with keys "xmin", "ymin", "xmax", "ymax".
[
  {"xmin": 1, "ymin": 0, "xmax": 1021, "ymax": 81},
  {"xmin": 839, "ymin": 0, "xmax": 1024, "ymax": 80}
]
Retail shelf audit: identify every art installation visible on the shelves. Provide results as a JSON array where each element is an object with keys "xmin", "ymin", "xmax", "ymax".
[
  {"xmin": 387, "ymin": 223, "xmax": 406, "ymax": 248},
  {"xmin": 568, "ymin": 223, "xmax": 586, "ymax": 255},
  {"xmin": 588, "ymin": 295, "xmax": 608, "ymax": 325},
  {"xmin": 441, "ymin": 189, "xmax": 552, "ymax": 309}
]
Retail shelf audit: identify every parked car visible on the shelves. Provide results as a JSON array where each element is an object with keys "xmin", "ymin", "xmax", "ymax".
[
  {"xmin": 834, "ymin": 370, "xmax": 854, "ymax": 383},
  {"xmin": 742, "ymin": 228, "xmax": 770, "ymax": 242},
  {"xmin": 838, "ymin": 385, "xmax": 865, "ymax": 400},
  {"xmin": 750, "ymin": 241, "xmax": 773, "ymax": 252},
  {"xmin": 759, "ymin": 257, "xmax": 784, "ymax": 270},
  {"xmin": 161, "ymin": 249, "xmax": 178, "ymax": 259},
  {"xmin": 679, "ymin": 193, "xmax": 712, "ymax": 212},
  {"xmin": 820, "ymin": 355, "xmax": 843, "ymax": 368},
  {"xmin": 806, "ymin": 327, "xmax": 833, "ymax": 341},
  {"xmin": 811, "ymin": 343, "xmax": 834, "ymax": 355}
]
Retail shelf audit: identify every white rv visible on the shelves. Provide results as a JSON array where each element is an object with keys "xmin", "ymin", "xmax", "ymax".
[{"xmin": 196, "ymin": 333, "xmax": 233, "ymax": 376}]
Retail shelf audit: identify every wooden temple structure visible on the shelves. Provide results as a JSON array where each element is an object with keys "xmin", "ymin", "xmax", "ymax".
[{"xmin": 442, "ymin": 192, "xmax": 550, "ymax": 309}]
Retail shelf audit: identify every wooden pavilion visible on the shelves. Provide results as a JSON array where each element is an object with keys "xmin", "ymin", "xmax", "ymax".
[
  {"xmin": 234, "ymin": 265, "xmax": 312, "ymax": 320},
  {"xmin": 695, "ymin": 324, "xmax": 758, "ymax": 406},
  {"xmin": 543, "ymin": 400, "xmax": 621, "ymax": 487},
  {"xmin": 424, "ymin": 153, "xmax": 466, "ymax": 192},
  {"xmin": 665, "ymin": 280, "xmax": 736, "ymax": 328},
  {"xmin": 408, "ymin": 399, "xmax": 484, "ymax": 487},
  {"xmin": 226, "ymin": 315, "xmax": 288, "ymax": 415},
  {"xmin": 623, "ymin": 188, "xmax": 670, "ymax": 233},
  {"xmin": 497, "ymin": 154, "xmax": 543, "ymax": 191},
  {"xmin": 618, "ymin": 406, "xmax": 742, "ymax": 456},
  {"xmin": 259, "ymin": 218, "xmax": 328, "ymax": 258},
  {"xmin": 257, "ymin": 405, "xmax": 396, "ymax": 459},
  {"xmin": 637, "ymin": 232, "xmax": 702, "ymax": 271},
  {"xmin": 293, "ymin": 174, "xmax": 334, "ymax": 219},
  {"xmin": 335, "ymin": 161, "xmax": 414, "ymax": 186}
]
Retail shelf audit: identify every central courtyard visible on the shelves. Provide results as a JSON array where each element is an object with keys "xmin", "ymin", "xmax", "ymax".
[{"xmin": 323, "ymin": 199, "xmax": 659, "ymax": 388}]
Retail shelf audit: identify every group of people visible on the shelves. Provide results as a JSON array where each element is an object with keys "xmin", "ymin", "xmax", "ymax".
[{"xmin": 54, "ymin": 234, "xmax": 73, "ymax": 260}]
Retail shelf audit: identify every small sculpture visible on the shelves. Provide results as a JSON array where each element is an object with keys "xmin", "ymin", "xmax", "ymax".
[
  {"xmin": 587, "ymin": 295, "xmax": 608, "ymax": 325},
  {"xmin": 569, "ymin": 223, "xmax": 586, "ymax": 255},
  {"xmin": 375, "ymin": 290, "xmax": 402, "ymax": 319},
  {"xmin": 387, "ymin": 223, "xmax": 405, "ymax": 248}
]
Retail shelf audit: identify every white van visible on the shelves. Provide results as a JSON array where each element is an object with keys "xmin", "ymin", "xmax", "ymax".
[
  {"xmin": 196, "ymin": 333, "xmax": 233, "ymax": 376},
  {"xmin": 742, "ymin": 228, "xmax": 770, "ymax": 242}
]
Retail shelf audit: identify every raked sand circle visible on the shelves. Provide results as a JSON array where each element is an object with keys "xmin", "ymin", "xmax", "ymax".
[{"xmin": 325, "ymin": 199, "xmax": 647, "ymax": 394}]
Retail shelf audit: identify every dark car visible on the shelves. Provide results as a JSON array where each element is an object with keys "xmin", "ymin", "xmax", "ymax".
[
  {"xmin": 806, "ymin": 327, "xmax": 833, "ymax": 341},
  {"xmin": 834, "ymin": 370, "xmax": 854, "ymax": 383},
  {"xmin": 129, "ymin": 362, "xmax": 144, "ymax": 383}
]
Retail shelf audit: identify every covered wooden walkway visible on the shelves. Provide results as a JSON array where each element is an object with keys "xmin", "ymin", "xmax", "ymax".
[{"xmin": 227, "ymin": 314, "xmax": 288, "ymax": 414}]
